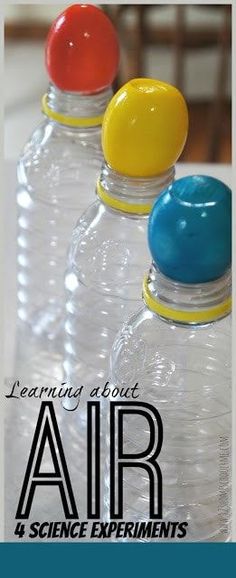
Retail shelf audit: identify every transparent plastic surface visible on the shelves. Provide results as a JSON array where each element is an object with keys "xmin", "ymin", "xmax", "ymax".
[
  {"xmin": 64, "ymin": 167, "xmax": 174, "ymax": 391},
  {"xmin": 64, "ymin": 202, "xmax": 149, "ymax": 389},
  {"xmin": 15, "ymin": 86, "xmax": 111, "ymax": 381},
  {"xmin": 105, "ymin": 271, "xmax": 231, "ymax": 542},
  {"xmin": 63, "ymin": 204, "xmax": 150, "ymax": 519},
  {"xmin": 63, "ymin": 168, "xmax": 174, "ymax": 517}
]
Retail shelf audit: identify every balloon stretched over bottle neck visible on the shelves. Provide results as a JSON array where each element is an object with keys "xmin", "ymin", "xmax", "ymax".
[
  {"xmin": 41, "ymin": 83, "xmax": 113, "ymax": 128},
  {"xmin": 96, "ymin": 163, "xmax": 175, "ymax": 216},
  {"xmin": 143, "ymin": 265, "xmax": 232, "ymax": 325}
]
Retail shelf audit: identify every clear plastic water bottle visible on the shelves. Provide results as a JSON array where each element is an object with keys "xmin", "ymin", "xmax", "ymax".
[
  {"xmin": 15, "ymin": 4, "xmax": 119, "ymax": 381},
  {"xmin": 107, "ymin": 175, "xmax": 231, "ymax": 542},
  {"xmin": 63, "ymin": 77, "xmax": 188, "ymax": 520},
  {"xmin": 64, "ymin": 78, "xmax": 188, "ymax": 393}
]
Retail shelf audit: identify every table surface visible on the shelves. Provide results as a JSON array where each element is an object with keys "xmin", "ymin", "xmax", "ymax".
[{"xmin": 4, "ymin": 160, "xmax": 232, "ymax": 375}]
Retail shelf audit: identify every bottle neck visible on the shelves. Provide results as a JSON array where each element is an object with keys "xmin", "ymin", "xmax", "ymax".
[
  {"xmin": 42, "ymin": 83, "xmax": 113, "ymax": 128},
  {"xmin": 143, "ymin": 264, "xmax": 232, "ymax": 325},
  {"xmin": 97, "ymin": 163, "xmax": 175, "ymax": 215}
]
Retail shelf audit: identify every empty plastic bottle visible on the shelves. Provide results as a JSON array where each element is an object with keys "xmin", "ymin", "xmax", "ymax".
[
  {"xmin": 63, "ymin": 77, "xmax": 188, "ymax": 520},
  {"xmin": 15, "ymin": 4, "xmax": 119, "ymax": 381},
  {"xmin": 64, "ymin": 78, "xmax": 188, "ymax": 394},
  {"xmin": 107, "ymin": 175, "xmax": 231, "ymax": 542}
]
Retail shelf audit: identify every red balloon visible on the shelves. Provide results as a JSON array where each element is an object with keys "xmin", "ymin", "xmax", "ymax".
[{"xmin": 45, "ymin": 4, "xmax": 120, "ymax": 93}]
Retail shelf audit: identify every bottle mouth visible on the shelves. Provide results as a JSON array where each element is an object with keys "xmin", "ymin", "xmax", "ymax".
[
  {"xmin": 96, "ymin": 163, "xmax": 175, "ymax": 215},
  {"xmin": 42, "ymin": 83, "xmax": 113, "ymax": 128},
  {"xmin": 143, "ymin": 264, "xmax": 232, "ymax": 325},
  {"xmin": 96, "ymin": 180, "xmax": 153, "ymax": 215}
]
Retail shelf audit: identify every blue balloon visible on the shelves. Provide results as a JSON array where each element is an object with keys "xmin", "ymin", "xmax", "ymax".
[{"xmin": 148, "ymin": 175, "xmax": 231, "ymax": 283}]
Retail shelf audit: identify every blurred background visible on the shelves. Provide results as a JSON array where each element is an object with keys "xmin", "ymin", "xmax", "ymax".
[{"xmin": 5, "ymin": 3, "xmax": 231, "ymax": 163}]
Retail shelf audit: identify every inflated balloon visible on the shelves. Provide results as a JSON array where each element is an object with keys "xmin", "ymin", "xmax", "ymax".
[
  {"xmin": 102, "ymin": 78, "xmax": 188, "ymax": 177},
  {"xmin": 46, "ymin": 4, "xmax": 119, "ymax": 93},
  {"xmin": 148, "ymin": 175, "xmax": 232, "ymax": 283}
]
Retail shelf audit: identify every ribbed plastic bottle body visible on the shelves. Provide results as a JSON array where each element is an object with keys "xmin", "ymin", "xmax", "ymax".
[
  {"xmin": 63, "ymin": 200, "xmax": 150, "ymax": 519},
  {"xmin": 16, "ymin": 118, "xmax": 102, "ymax": 347},
  {"xmin": 63, "ymin": 167, "xmax": 174, "ymax": 519},
  {"xmin": 107, "ymin": 306, "xmax": 231, "ymax": 542},
  {"xmin": 64, "ymin": 166, "xmax": 175, "ymax": 390},
  {"xmin": 16, "ymin": 85, "xmax": 113, "ymax": 368},
  {"xmin": 64, "ymin": 200, "xmax": 150, "ymax": 389}
]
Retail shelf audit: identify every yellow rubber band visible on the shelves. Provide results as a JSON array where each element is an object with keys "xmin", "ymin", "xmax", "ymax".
[
  {"xmin": 142, "ymin": 276, "xmax": 231, "ymax": 323},
  {"xmin": 41, "ymin": 94, "xmax": 104, "ymax": 127},
  {"xmin": 96, "ymin": 180, "xmax": 152, "ymax": 215}
]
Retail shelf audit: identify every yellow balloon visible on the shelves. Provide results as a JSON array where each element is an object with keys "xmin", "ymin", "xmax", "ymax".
[{"xmin": 102, "ymin": 78, "xmax": 189, "ymax": 177}]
